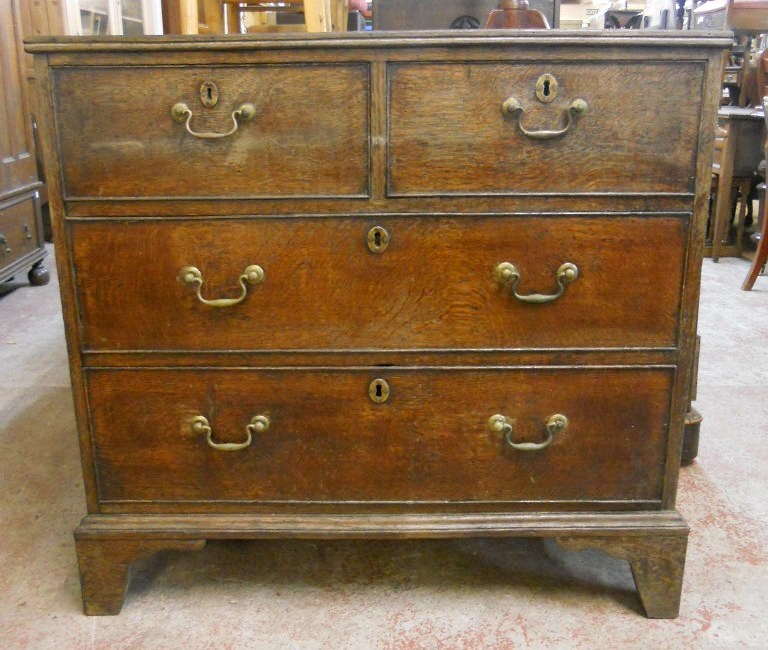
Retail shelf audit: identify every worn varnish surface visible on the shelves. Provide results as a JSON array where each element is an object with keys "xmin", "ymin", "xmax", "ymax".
[
  {"xmin": 71, "ymin": 215, "xmax": 687, "ymax": 351},
  {"xmin": 87, "ymin": 367, "xmax": 672, "ymax": 504},
  {"xmin": 28, "ymin": 32, "xmax": 729, "ymax": 617},
  {"xmin": 389, "ymin": 61, "xmax": 704, "ymax": 196},
  {"xmin": 52, "ymin": 65, "xmax": 370, "ymax": 199}
]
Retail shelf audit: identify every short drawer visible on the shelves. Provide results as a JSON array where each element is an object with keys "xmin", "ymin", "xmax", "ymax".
[
  {"xmin": 0, "ymin": 196, "xmax": 40, "ymax": 269},
  {"xmin": 71, "ymin": 214, "xmax": 687, "ymax": 352},
  {"xmin": 388, "ymin": 61, "xmax": 704, "ymax": 196},
  {"xmin": 87, "ymin": 367, "xmax": 672, "ymax": 506},
  {"xmin": 51, "ymin": 64, "xmax": 369, "ymax": 200}
]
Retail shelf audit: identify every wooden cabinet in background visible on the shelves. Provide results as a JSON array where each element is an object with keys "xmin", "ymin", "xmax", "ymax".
[{"xmin": 0, "ymin": 0, "xmax": 50, "ymax": 286}]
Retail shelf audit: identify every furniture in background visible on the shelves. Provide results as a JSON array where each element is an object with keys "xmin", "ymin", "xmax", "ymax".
[
  {"xmin": 225, "ymin": 0, "xmax": 351, "ymax": 33},
  {"xmin": 373, "ymin": 0, "xmax": 558, "ymax": 30},
  {"xmin": 29, "ymin": 30, "xmax": 728, "ymax": 618},
  {"xmin": 0, "ymin": 0, "xmax": 49, "ymax": 287},
  {"xmin": 692, "ymin": 0, "xmax": 768, "ymax": 32},
  {"xmin": 693, "ymin": 0, "xmax": 768, "ymax": 107},
  {"xmin": 742, "ymin": 97, "xmax": 768, "ymax": 289},
  {"xmin": 603, "ymin": 9, "xmax": 643, "ymax": 28},
  {"xmin": 708, "ymin": 106, "xmax": 765, "ymax": 260},
  {"xmin": 10, "ymin": 0, "xmax": 68, "ymax": 245},
  {"xmin": 484, "ymin": 0, "xmax": 550, "ymax": 28},
  {"xmin": 162, "ymin": 0, "xmax": 352, "ymax": 34}
]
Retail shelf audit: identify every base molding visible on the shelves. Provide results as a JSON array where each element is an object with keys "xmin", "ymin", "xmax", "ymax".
[
  {"xmin": 74, "ymin": 510, "xmax": 688, "ymax": 618},
  {"xmin": 76, "ymin": 510, "xmax": 688, "ymax": 539}
]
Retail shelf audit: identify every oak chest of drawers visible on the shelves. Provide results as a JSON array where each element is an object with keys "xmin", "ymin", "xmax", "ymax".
[{"xmin": 28, "ymin": 30, "xmax": 729, "ymax": 618}]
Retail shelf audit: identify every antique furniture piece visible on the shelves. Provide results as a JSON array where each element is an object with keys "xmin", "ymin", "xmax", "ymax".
[
  {"xmin": 692, "ymin": 0, "xmax": 768, "ymax": 32},
  {"xmin": 0, "ymin": 0, "xmax": 50, "ymax": 287},
  {"xmin": 602, "ymin": 9, "xmax": 644, "ymax": 29},
  {"xmin": 709, "ymin": 105, "xmax": 765, "ymax": 260},
  {"xmin": 373, "ymin": 0, "xmax": 559, "ymax": 30},
  {"xmin": 28, "ymin": 30, "xmax": 728, "ymax": 618},
  {"xmin": 742, "ymin": 97, "xmax": 768, "ymax": 289},
  {"xmin": 485, "ymin": 0, "xmax": 550, "ymax": 28}
]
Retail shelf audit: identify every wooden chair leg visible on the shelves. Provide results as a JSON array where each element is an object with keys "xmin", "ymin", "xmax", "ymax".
[
  {"xmin": 735, "ymin": 179, "xmax": 751, "ymax": 257},
  {"xmin": 742, "ymin": 195, "xmax": 768, "ymax": 289},
  {"xmin": 711, "ymin": 180, "xmax": 727, "ymax": 261},
  {"xmin": 712, "ymin": 129, "xmax": 737, "ymax": 261}
]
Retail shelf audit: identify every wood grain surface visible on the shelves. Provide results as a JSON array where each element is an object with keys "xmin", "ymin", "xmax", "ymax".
[
  {"xmin": 52, "ymin": 64, "xmax": 370, "ymax": 199},
  {"xmin": 86, "ymin": 366, "xmax": 673, "ymax": 504},
  {"xmin": 388, "ymin": 61, "xmax": 704, "ymax": 195},
  {"xmin": 70, "ymin": 214, "xmax": 687, "ymax": 351}
]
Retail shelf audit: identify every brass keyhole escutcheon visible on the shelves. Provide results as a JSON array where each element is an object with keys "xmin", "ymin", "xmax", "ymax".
[
  {"xmin": 367, "ymin": 226, "xmax": 390, "ymax": 253},
  {"xmin": 200, "ymin": 81, "xmax": 219, "ymax": 108},
  {"xmin": 369, "ymin": 378, "xmax": 390, "ymax": 404},
  {"xmin": 535, "ymin": 74, "xmax": 558, "ymax": 104}
]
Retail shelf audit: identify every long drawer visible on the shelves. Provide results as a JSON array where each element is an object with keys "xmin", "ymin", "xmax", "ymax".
[
  {"xmin": 71, "ymin": 215, "xmax": 687, "ymax": 352},
  {"xmin": 87, "ymin": 367, "xmax": 673, "ymax": 506},
  {"xmin": 51, "ymin": 64, "xmax": 370, "ymax": 200},
  {"xmin": 388, "ymin": 61, "xmax": 704, "ymax": 196}
]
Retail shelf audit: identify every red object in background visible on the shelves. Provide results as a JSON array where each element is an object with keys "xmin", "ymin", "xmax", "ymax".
[{"xmin": 485, "ymin": 0, "xmax": 550, "ymax": 28}]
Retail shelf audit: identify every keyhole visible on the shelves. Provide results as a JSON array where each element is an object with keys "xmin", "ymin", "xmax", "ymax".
[
  {"xmin": 206, "ymin": 86, "xmax": 213, "ymax": 101},
  {"xmin": 535, "ymin": 74, "xmax": 557, "ymax": 103},
  {"xmin": 200, "ymin": 81, "xmax": 219, "ymax": 108},
  {"xmin": 367, "ymin": 226, "xmax": 390, "ymax": 253},
  {"xmin": 369, "ymin": 378, "xmax": 390, "ymax": 403}
]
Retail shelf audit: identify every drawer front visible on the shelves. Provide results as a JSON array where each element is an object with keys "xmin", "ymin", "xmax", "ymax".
[
  {"xmin": 87, "ymin": 367, "xmax": 672, "ymax": 505},
  {"xmin": 0, "ymin": 197, "xmax": 39, "ymax": 268},
  {"xmin": 71, "ymin": 215, "xmax": 686, "ymax": 352},
  {"xmin": 388, "ymin": 62, "xmax": 704, "ymax": 196},
  {"xmin": 52, "ymin": 65, "xmax": 370, "ymax": 199}
]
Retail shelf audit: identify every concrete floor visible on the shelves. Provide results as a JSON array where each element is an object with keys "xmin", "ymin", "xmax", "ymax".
[{"xmin": 1, "ymin": 247, "xmax": 767, "ymax": 648}]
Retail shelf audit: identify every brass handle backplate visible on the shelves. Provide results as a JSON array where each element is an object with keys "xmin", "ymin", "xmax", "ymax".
[
  {"xmin": 488, "ymin": 413, "xmax": 568, "ymax": 451},
  {"xmin": 191, "ymin": 414, "xmax": 270, "ymax": 451},
  {"xmin": 171, "ymin": 102, "xmax": 256, "ymax": 139},
  {"xmin": 495, "ymin": 262, "xmax": 578, "ymax": 304},
  {"xmin": 180, "ymin": 265, "xmax": 265, "ymax": 308},
  {"xmin": 501, "ymin": 97, "xmax": 588, "ymax": 140}
]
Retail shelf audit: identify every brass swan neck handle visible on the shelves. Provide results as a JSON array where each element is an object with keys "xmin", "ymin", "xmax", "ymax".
[
  {"xmin": 180, "ymin": 265, "xmax": 265, "ymax": 308},
  {"xmin": 495, "ymin": 262, "xmax": 579, "ymax": 304},
  {"xmin": 191, "ymin": 415, "xmax": 270, "ymax": 452},
  {"xmin": 488, "ymin": 413, "xmax": 568, "ymax": 451},
  {"xmin": 501, "ymin": 97, "xmax": 588, "ymax": 140},
  {"xmin": 171, "ymin": 102, "xmax": 256, "ymax": 139}
]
